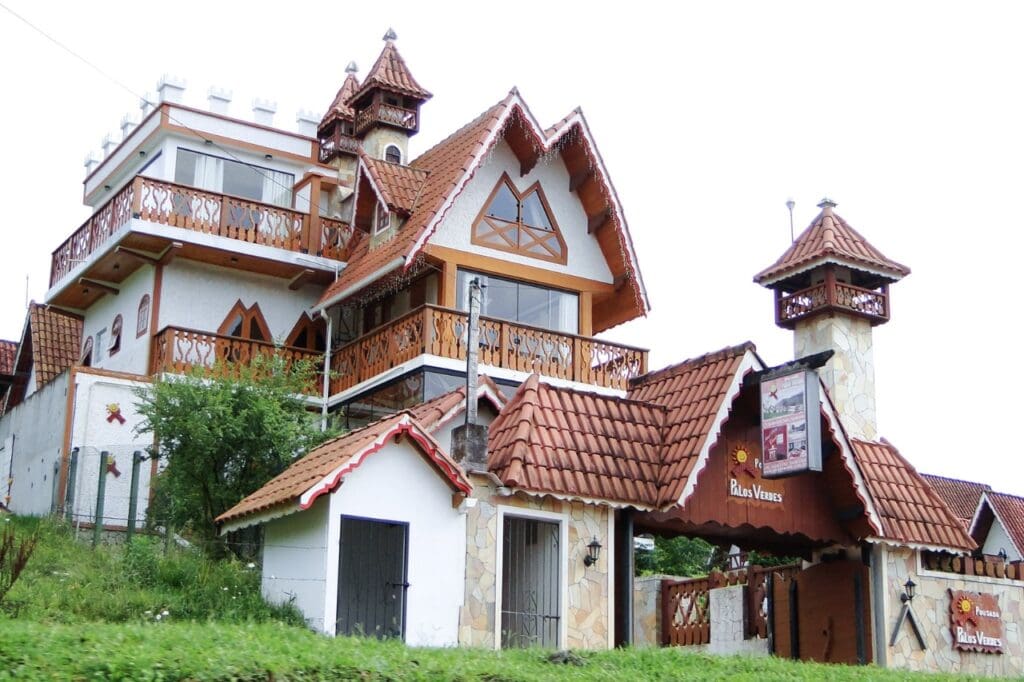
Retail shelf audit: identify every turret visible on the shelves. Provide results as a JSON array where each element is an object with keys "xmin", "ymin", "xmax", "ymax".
[{"xmin": 318, "ymin": 61, "xmax": 361, "ymax": 166}]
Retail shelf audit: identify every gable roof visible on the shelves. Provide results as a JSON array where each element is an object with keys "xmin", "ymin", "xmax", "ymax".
[
  {"xmin": 28, "ymin": 303, "xmax": 82, "ymax": 387},
  {"xmin": 920, "ymin": 473, "xmax": 991, "ymax": 529},
  {"xmin": 217, "ymin": 411, "xmax": 470, "ymax": 529},
  {"xmin": 320, "ymin": 71, "xmax": 361, "ymax": 129},
  {"xmin": 973, "ymin": 491, "xmax": 1024, "ymax": 558},
  {"xmin": 359, "ymin": 153, "xmax": 430, "ymax": 216},
  {"xmin": 408, "ymin": 375, "xmax": 507, "ymax": 429},
  {"xmin": 315, "ymin": 90, "xmax": 648, "ymax": 332},
  {"xmin": 851, "ymin": 439, "xmax": 976, "ymax": 551},
  {"xmin": 754, "ymin": 203, "xmax": 911, "ymax": 286},
  {"xmin": 0, "ymin": 340, "xmax": 16, "ymax": 376},
  {"xmin": 351, "ymin": 40, "xmax": 431, "ymax": 102}
]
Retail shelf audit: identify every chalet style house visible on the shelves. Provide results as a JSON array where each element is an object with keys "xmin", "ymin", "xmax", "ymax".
[{"xmin": 2, "ymin": 34, "xmax": 1022, "ymax": 677}]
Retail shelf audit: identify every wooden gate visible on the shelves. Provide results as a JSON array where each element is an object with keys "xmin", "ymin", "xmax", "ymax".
[
  {"xmin": 771, "ymin": 559, "xmax": 871, "ymax": 664},
  {"xmin": 336, "ymin": 516, "xmax": 409, "ymax": 640}
]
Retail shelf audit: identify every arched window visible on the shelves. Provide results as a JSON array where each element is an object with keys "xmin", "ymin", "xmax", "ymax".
[
  {"xmin": 384, "ymin": 144, "xmax": 402, "ymax": 164},
  {"xmin": 218, "ymin": 301, "xmax": 272, "ymax": 342},
  {"xmin": 80, "ymin": 337, "xmax": 94, "ymax": 367},
  {"xmin": 109, "ymin": 315, "xmax": 123, "ymax": 356},
  {"xmin": 472, "ymin": 173, "xmax": 566, "ymax": 264},
  {"xmin": 285, "ymin": 313, "xmax": 327, "ymax": 351},
  {"xmin": 137, "ymin": 295, "xmax": 151, "ymax": 338}
]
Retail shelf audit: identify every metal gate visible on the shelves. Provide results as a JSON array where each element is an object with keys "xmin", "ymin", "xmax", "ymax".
[
  {"xmin": 501, "ymin": 516, "xmax": 561, "ymax": 648},
  {"xmin": 336, "ymin": 516, "xmax": 409, "ymax": 639}
]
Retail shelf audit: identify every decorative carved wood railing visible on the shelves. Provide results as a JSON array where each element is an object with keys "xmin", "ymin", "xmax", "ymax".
[
  {"xmin": 354, "ymin": 101, "xmax": 418, "ymax": 136},
  {"xmin": 775, "ymin": 281, "xmax": 889, "ymax": 328},
  {"xmin": 922, "ymin": 551, "xmax": 1024, "ymax": 581},
  {"xmin": 150, "ymin": 326, "xmax": 321, "ymax": 393},
  {"xmin": 318, "ymin": 128, "xmax": 360, "ymax": 163},
  {"xmin": 329, "ymin": 304, "xmax": 648, "ymax": 395},
  {"xmin": 50, "ymin": 176, "xmax": 359, "ymax": 286}
]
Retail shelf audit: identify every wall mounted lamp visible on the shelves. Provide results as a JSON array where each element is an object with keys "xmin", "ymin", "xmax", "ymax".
[
  {"xmin": 583, "ymin": 536, "xmax": 602, "ymax": 567},
  {"xmin": 901, "ymin": 578, "xmax": 916, "ymax": 603}
]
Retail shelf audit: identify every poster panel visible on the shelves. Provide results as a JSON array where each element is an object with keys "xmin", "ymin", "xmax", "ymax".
[
  {"xmin": 760, "ymin": 369, "xmax": 821, "ymax": 478},
  {"xmin": 950, "ymin": 590, "xmax": 1004, "ymax": 654}
]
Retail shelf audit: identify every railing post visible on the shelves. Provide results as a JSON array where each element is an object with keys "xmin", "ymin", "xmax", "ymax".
[
  {"xmin": 64, "ymin": 447, "xmax": 79, "ymax": 523},
  {"xmin": 126, "ymin": 450, "xmax": 143, "ymax": 545},
  {"xmin": 93, "ymin": 451, "xmax": 109, "ymax": 549},
  {"xmin": 131, "ymin": 176, "xmax": 143, "ymax": 218},
  {"xmin": 306, "ymin": 176, "xmax": 323, "ymax": 255},
  {"xmin": 422, "ymin": 307, "xmax": 431, "ymax": 355}
]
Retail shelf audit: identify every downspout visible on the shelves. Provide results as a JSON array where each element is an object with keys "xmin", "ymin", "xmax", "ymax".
[{"xmin": 320, "ymin": 312, "xmax": 333, "ymax": 432}]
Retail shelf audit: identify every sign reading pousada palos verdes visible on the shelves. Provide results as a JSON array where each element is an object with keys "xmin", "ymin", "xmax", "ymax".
[
  {"xmin": 760, "ymin": 369, "xmax": 821, "ymax": 478},
  {"xmin": 950, "ymin": 590, "xmax": 1004, "ymax": 654}
]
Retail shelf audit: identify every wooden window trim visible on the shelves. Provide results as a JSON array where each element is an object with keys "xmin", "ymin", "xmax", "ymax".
[
  {"xmin": 109, "ymin": 315, "xmax": 123, "ymax": 356},
  {"xmin": 218, "ymin": 300, "xmax": 272, "ymax": 341},
  {"xmin": 137, "ymin": 295, "xmax": 151, "ymax": 338},
  {"xmin": 80, "ymin": 337, "xmax": 94, "ymax": 366},
  {"xmin": 285, "ymin": 312, "xmax": 327, "ymax": 351},
  {"xmin": 471, "ymin": 172, "xmax": 567, "ymax": 265}
]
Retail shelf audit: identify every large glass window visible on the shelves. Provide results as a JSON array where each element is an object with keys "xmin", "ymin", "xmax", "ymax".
[
  {"xmin": 174, "ymin": 148, "xmax": 294, "ymax": 207},
  {"xmin": 456, "ymin": 270, "xmax": 578, "ymax": 334}
]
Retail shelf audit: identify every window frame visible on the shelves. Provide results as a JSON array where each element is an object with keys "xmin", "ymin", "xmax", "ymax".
[
  {"xmin": 471, "ymin": 173, "xmax": 567, "ymax": 265},
  {"xmin": 384, "ymin": 144, "xmax": 402, "ymax": 164},
  {"xmin": 137, "ymin": 295, "xmax": 151, "ymax": 338},
  {"xmin": 456, "ymin": 269, "xmax": 579, "ymax": 335},
  {"xmin": 109, "ymin": 315, "xmax": 123, "ymax": 356}
]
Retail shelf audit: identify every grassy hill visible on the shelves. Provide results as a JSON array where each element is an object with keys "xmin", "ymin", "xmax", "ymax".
[{"xmin": 0, "ymin": 517, "xmax": 983, "ymax": 681}]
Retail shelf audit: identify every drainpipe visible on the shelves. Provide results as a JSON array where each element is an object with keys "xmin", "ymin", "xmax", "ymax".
[{"xmin": 320, "ymin": 312, "xmax": 333, "ymax": 432}]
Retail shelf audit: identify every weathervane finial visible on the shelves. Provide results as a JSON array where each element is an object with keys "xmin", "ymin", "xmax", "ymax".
[
  {"xmin": 345, "ymin": 61, "xmax": 358, "ymax": 74},
  {"xmin": 383, "ymin": 27, "xmax": 397, "ymax": 41}
]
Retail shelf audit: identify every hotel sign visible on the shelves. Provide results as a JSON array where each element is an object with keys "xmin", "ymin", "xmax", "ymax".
[
  {"xmin": 760, "ymin": 369, "xmax": 821, "ymax": 478},
  {"xmin": 727, "ymin": 444, "xmax": 784, "ymax": 506},
  {"xmin": 950, "ymin": 590, "xmax": 1004, "ymax": 654}
]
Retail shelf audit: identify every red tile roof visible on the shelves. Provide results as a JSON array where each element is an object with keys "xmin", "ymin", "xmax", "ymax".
[
  {"xmin": 29, "ymin": 303, "xmax": 82, "ymax": 386},
  {"xmin": 360, "ymin": 153, "xmax": 430, "ymax": 216},
  {"xmin": 351, "ymin": 40, "xmax": 431, "ymax": 102},
  {"xmin": 920, "ymin": 473, "xmax": 991, "ymax": 529},
  {"xmin": 627, "ymin": 343, "xmax": 755, "ymax": 506},
  {"xmin": 320, "ymin": 72, "xmax": 360, "ymax": 126},
  {"xmin": 217, "ymin": 411, "xmax": 470, "ymax": 526},
  {"xmin": 984, "ymin": 492, "xmax": 1024, "ymax": 557},
  {"xmin": 851, "ymin": 439, "xmax": 975, "ymax": 551},
  {"xmin": 489, "ymin": 374, "xmax": 667, "ymax": 506},
  {"xmin": 0, "ymin": 340, "xmax": 16, "ymax": 376},
  {"xmin": 753, "ymin": 204, "xmax": 910, "ymax": 285}
]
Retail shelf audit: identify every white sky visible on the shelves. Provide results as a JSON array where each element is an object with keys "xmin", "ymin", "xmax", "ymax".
[{"xmin": 1, "ymin": 1, "xmax": 1021, "ymax": 494}]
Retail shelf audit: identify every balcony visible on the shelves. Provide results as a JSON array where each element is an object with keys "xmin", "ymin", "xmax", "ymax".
[
  {"xmin": 50, "ymin": 176, "xmax": 354, "ymax": 287},
  {"xmin": 318, "ymin": 128, "xmax": 361, "ymax": 163},
  {"xmin": 776, "ymin": 281, "xmax": 890, "ymax": 328},
  {"xmin": 330, "ymin": 304, "xmax": 649, "ymax": 395},
  {"xmin": 150, "ymin": 326, "xmax": 322, "ymax": 394},
  {"xmin": 354, "ymin": 101, "xmax": 418, "ymax": 136}
]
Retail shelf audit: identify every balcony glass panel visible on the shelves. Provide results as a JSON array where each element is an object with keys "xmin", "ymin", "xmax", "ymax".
[
  {"xmin": 456, "ymin": 269, "xmax": 578, "ymax": 335},
  {"xmin": 174, "ymin": 148, "xmax": 293, "ymax": 207}
]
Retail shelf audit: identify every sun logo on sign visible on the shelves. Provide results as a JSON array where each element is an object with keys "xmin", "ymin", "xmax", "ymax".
[
  {"xmin": 959, "ymin": 597, "xmax": 973, "ymax": 614},
  {"xmin": 730, "ymin": 445, "xmax": 757, "ymax": 479}
]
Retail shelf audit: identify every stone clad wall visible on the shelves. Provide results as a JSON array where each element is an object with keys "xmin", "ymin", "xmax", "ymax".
[
  {"xmin": 633, "ymin": 575, "xmax": 666, "ymax": 647},
  {"xmin": 459, "ymin": 477, "xmax": 611, "ymax": 649},
  {"xmin": 885, "ymin": 547, "xmax": 1024, "ymax": 676}
]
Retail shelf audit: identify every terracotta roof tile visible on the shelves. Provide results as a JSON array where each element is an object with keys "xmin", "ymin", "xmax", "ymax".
[
  {"xmin": 351, "ymin": 40, "xmax": 431, "ymax": 102},
  {"xmin": 489, "ymin": 374, "xmax": 666, "ymax": 506},
  {"xmin": 920, "ymin": 473, "xmax": 991, "ymax": 529},
  {"xmin": 985, "ymin": 492, "xmax": 1024, "ymax": 557},
  {"xmin": 217, "ymin": 411, "xmax": 469, "ymax": 525},
  {"xmin": 361, "ymin": 153, "xmax": 430, "ymax": 215},
  {"xmin": 851, "ymin": 439, "xmax": 975, "ymax": 551},
  {"xmin": 754, "ymin": 205, "xmax": 910, "ymax": 285},
  {"xmin": 29, "ymin": 303, "xmax": 81, "ymax": 386},
  {"xmin": 0, "ymin": 340, "xmax": 16, "ymax": 375},
  {"xmin": 627, "ymin": 343, "xmax": 754, "ymax": 506},
  {"xmin": 321, "ymin": 72, "xmax": 360, "ymax": 127}
]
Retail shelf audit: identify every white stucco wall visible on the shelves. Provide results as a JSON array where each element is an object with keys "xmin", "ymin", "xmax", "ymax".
[
  {"xmin": 80, "ymin": 265, "xmax": 155, "ymax": 375},
  {"xmin": 158, "ymin": 259, "xmax": 321, "ymax": 343},
  {"xmin": 323, "ymin": 440, "xmax": 467, "ymax": 646},
  {"xmin": 262, "ymin": 496, "xmax": 329, "ymax": 631},
  {"xmin": 428, "ymin": 140, "xmax": 614, "ymax": 284},
  {"xmin": 982, "ymin": 520, "xmax": 1022, "ymax": 561},
  {"xmin": 0, "ymin": 371, "xmax": 69, "ymax": 516}
]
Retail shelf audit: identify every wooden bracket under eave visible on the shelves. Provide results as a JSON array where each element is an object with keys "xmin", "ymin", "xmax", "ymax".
[
  {"xmin": 588, "ymin": 209, "xmax": 612, "ymax": 234},
  {"xmin": 115, "ymin": 245, "xmax": 162, "ymax": 266},
  {"xmin": 288, "ymin": 269, "xmax": 316, "ymax": 291},
  {"xmin": 158, "ymin": 242, "xmax": 183, "ymax": 265},
  {"xmin": 569, "ymin": 169, "xmax": 593, "ymax": 192},
  {"xmin": 78, "ymin": 278, "xmax": 119, "ymax": 296}
]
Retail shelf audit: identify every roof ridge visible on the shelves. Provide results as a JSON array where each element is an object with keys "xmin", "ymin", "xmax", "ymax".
[
  {"xmin": 410, "ymin": 93, "xmax": 512, "ymax": 168},
  {"xmin": 920, "ymin": 471, "xmax": 992, "ymax": 488},
  {"xmin": 631, "ymin": 341, "xmax": 755, "ymax": 387}
]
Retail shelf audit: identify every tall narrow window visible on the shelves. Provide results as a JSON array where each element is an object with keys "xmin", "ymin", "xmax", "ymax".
[
  {"xmin": 137, "ymin": 295, "xmax": 151, "ymax": 338},
  {"xmin": 109, "ymin": 315, "xmax": 123, "ymax": 356},
  {"xmin": 80, "ymin": 337, "xmax": 94, "ymax": 367},
  {"xmin": 218, "ymin": 301, "xmax": 272, "ymax": 342},
  {"xmin": 384, "ymin": 145, "xmax": 402, "ymax": 164},
  {"xmin": 472, "ymin": 174, "xmax": 566, "ymax": 264},
  {"xmin": 374, "ymin": 202, "xmax": 391, "ymax": 235}
]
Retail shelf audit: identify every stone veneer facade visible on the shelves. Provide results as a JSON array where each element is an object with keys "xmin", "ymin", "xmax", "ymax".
[
  {"xmin": 795, "ymin": 313, "xmax": 877, "ymax": 441},
  {"xmin": 458, "ymin": 474, "xmax": 612, "ymax": 649},
  {"xmin": 882, "ymin": 547, "xmax": 1024, "ymax": 676}
]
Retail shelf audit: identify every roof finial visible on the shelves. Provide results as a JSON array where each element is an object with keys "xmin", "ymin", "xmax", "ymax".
[
  {"xmin": 817, "ymin": 197, "xmax": 837, "ymax": 210},
  {"xmin": 345, "ymin": 61, "xmax": 358, "ymax": 74},
  {"xmin": 383, "ymin": 27, "xmax": 397, "ymax": 41}
]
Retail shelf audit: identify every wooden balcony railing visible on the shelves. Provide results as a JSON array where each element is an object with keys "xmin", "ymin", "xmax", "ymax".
[
  {"xmin": 318, "ymin": 128, "xmax": 360, "ymax": 163},
  {"xmin": 354, "ymin": 101, "xmax": 418, "ymax": 136},
  {"xmin": 50, "ymin": 176, "xmax": 357, "ymax": 287},
  {"xmin": 776, "ymin": 281, "xmax": 889, "ymax": 327},
  {"xmin": 330, "ymin": 304, "xmax": 648, "ymax": 394},
  {"xmin": 150, "ymin": 326, "xmax": 322, "ymax": 393}
]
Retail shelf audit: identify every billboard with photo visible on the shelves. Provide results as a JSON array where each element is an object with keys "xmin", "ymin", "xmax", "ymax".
[{"xmin": 760, "ymin": 369, "xmax": 821, "ymax": 478}]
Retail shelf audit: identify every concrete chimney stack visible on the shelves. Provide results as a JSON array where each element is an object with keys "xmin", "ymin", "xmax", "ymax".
[
  {"xmin": 156, "ymin": 75, "xmax": 186, "ymax": 104},
  {"xmin": 207, "ymin": 87, "xmax": 232, "ymax": 115},
  {"xmin": 252, "ymin": 98, "xmax": 277, "ymax": 126}
]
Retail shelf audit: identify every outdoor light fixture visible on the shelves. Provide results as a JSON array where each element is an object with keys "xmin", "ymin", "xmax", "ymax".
[
  {"xmin": 902, "ymin": 578, "xmax": 916, "ymax": 603},
  {"xmin": 584, "ymin": 536, "xmax": 602, "ymax": 567},
  {"xmin": 999, "ymin": 548, "xmax": 1008, "ymax": 561}
]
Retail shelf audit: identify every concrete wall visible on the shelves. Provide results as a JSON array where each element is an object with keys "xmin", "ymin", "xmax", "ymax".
[
  {"xmin": 982, "ymin": 520, "xmax": 1022, "ymax": 561},
  {"xmin": 459, "ymin": 479, "xmax": 613, "ymax": 650},
  {"xmin": 429, "ymin": 140, "xmax": 614, "ymax": 284},
  {"xmin": 0, "ymin": 371, "xmax": 69, "ymax": 515},
  {"xmin": 81, "ymin": 265, "xmax": 155, "ymax": 375},
  {"xmin": 262, "ymin": 496, "xmax": 329, "ymax": 631},
  {"xmin": 883, "ymin": 546, "xmax": 1024, "ymax": 676},
  {"xmin": 634, "ymin": 574, "xmax": 667, "ymax": 647}
]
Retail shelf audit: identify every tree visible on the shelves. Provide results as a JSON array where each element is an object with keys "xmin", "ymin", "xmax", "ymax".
[
  {"xmin": 136, "ymin": 355, "xmax": 333, "ymax": 555},
  {"xmin": 636, "ymin": 535, "xmax": 714, "ymax": 577}
]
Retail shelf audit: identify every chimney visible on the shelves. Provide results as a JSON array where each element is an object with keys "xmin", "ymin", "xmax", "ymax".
[
  {"xmin": 452, "ymin": 277, "xmax": 488, "ymax": 470},
  {"xmin": 140, "ymin": 92, "xmax": 156, "ymax": 118},
  {"xmin": 84, "ymin": 152, "xmax": 100, "ymax": 176},
  {"xmin": 156, "ymin": 75, "xmax": 186, "ymax": 104},
  {"xmin": 120, "ymin": 113, "xmax": 137, "ymax": 140},
  {"xmin": 252, "ymin": 98, "xmax": 277, "ymax": 126},
  {"xmin": 207, "ymin": 87, "xmax": 232, "ymax": 115},
  {"xmin": 296, "ymin": 109, "xmax": 319, "ymax": 137},
  {"xmin": 101, "ymin": 134, "xmax": 118, "ymax": 158}
]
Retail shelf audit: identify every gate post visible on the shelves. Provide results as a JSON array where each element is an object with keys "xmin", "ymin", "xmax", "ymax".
[{"xmin": 92, "ymin": 451, "xmax": 109, "ymax": 549}]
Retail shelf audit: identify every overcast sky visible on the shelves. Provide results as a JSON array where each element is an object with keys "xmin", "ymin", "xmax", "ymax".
[{"xmin": 1, "ymin": 1, "xmax": 1021, "ymax": 494}]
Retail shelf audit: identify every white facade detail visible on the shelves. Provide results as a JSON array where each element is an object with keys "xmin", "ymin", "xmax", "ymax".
[{"xmin": 81, "ymin": 265, "xmax": 155, "ymax": 375}]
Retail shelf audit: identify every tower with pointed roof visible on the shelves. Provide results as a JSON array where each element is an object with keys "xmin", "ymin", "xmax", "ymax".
[
  {"xmin": 754, "ymin": 199, "xmax": 910, "ymax": 440},
  {"xmin": 349, "ymin": 29, "xmax": 431, "ymax": 164}
]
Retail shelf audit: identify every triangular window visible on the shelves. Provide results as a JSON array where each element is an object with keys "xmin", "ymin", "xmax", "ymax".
[
  {"xmin": 218, "ymin": 301, "xmax": 272, "ymax": 342},
  {"xmin": 473, "ymin": 174, "xmax": 566, "ymax": 264}
]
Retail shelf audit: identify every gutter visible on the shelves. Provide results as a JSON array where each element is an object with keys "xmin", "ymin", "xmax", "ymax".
[{"xmin": 312, "ymin": 256, "xmax": 405, "ymax": 314}]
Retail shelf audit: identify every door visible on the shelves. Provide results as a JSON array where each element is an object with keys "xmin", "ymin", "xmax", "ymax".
[
  {"xmin": 771, "ymin": 559, "xmax": 871, "ymax": 664},
  {"xmin": 501, "ymin": 516, "xmax": 561, "ymax": 648},
  {"xmin": 336, "ymin": 516, "xmax": 409, "ymax": 639}
]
